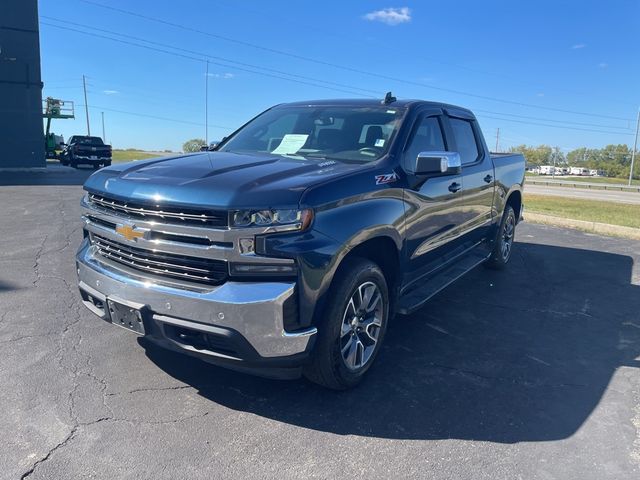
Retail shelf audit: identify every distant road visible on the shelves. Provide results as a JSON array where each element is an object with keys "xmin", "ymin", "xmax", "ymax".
[{"xmin": 526, "ymin": 184, "xmax": 640, "ymax": 205}]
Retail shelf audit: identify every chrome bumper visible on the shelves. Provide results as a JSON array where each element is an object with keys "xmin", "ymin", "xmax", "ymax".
[{"xmin": 76, "ymin": 239, "xmax": 316, "ymax": 360}]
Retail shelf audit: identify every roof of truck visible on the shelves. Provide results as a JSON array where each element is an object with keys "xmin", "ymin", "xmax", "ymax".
[{"xmin": 280, "ymin": 98, "xmax": 474, "ymax": 115}]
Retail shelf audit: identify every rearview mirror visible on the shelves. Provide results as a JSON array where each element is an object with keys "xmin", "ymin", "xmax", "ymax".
[{"xmin": 415, "ymin": 151, "xmax": 461, "ymax": 176}]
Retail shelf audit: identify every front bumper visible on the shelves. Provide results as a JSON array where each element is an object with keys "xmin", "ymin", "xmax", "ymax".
[{"xmin": 76, "ymin": 239, "xmax": 316, "ymax": 378}]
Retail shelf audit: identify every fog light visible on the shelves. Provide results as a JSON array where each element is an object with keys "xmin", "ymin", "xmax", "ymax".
[
  {"xmin": 239, "ymin": 237, "xmax": 255, "ymax": 254},
  {"xmin": 230, "ymin": 263, "xmax": 296, "ymax": 275}
]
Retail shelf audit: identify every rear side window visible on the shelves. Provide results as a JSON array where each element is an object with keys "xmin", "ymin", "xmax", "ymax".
[
  {"xmin": 403, "ymin": 116, "xmax": 446, "ymax": 173},
  {"xmin": 449, "ymin": 118, "xmax": 479, "ymax": 165}
]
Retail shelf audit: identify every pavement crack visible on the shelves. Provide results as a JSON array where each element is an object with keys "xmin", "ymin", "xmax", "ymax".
[
  {"xmin": 31, "ymin": 234, "xmax": 49, "ymax": 286},
  {"xmin": 19, "ymin": 425, "xmax": 78, "ymax": 479},
  {"xmin": 106, "ymin": 385, "xmax": 192, "ymax": 397}
]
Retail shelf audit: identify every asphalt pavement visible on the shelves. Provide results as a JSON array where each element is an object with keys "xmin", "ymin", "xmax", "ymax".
[
  {"xmin": 1, "ymin": 168, "xmax": 639, "ymax": 479},
  {"xmin": 526, "ymin": 183, "xmax": 640, "ymax": 204}
]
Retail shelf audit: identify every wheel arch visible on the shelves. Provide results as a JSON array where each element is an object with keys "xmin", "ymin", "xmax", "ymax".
[
  {"xmin": 311, "ymin": 233, "xmax": 402, "ymax": 327},
  {"xmin": 505, "ymin": 188, "xmax": 523, "ymax": 222}
]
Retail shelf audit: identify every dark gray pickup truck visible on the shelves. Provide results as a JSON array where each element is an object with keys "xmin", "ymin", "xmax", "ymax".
[
  {"xmin": 76, "ymin": 96, "xmax": 525, "ymax": 389},
  {"xmin": 61, "ymin": 136, "xmax": 112, "ymax": 169}
]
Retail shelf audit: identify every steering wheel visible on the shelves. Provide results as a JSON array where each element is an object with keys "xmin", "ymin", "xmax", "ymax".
[{"xmin": 358, "ymin": 147, "xmax": 380, "ymax": 155}]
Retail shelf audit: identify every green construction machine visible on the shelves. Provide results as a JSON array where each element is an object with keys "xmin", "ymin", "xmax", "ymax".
[{"xmin": 43, "ymin": 97, "xmax": 75, "ymax": 159}]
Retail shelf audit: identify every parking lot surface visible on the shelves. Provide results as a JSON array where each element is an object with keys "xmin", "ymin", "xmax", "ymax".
[{"xmin": 1, "ymin": 169, "xmax": 639, "ymax": 479}]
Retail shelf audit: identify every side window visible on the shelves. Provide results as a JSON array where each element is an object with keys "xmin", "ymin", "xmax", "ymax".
[
  {"xmin": 403, "ymin": 116, "xmax": 445, "ymax": 173},
  {"xmin": 449, "ymin": 118, "xmax": 479, "ymax": 165}
]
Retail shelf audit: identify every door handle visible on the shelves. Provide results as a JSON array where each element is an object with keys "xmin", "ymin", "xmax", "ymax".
[
  {"xmin": 448, "ymin": 182, "xmax": 462, "ymax": 193},
  {"xmin": 484, "ymin": 174, "xmax": 493, "ymax": 183}
]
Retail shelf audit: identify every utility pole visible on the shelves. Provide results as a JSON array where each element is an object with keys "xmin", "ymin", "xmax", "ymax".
[
  {"xmin": 82, "ymin": 74, "xmax": 90, "ymax": 135},
  {"xmin": 101, "ymin": 111, "xmax": 106, "ymax": 142},
  {"xmin": 205, "ymin": 60, "xmax": 209, "ymax": 145},
  {"xmin": 629, "ymin": 107, "xmax": 639, "ymax": 186},
  {"xmin": 495, "ymin": 128, "xmax": 500, "ymax": 152},
  {"xmin": 551, "ymin": 151, "xmax": 556, "ymax": 179}
]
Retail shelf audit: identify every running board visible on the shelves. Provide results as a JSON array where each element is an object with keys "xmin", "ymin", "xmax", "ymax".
[{"xmin": 397, "ymin": 251, "xmax": 490, "ymax": 315}]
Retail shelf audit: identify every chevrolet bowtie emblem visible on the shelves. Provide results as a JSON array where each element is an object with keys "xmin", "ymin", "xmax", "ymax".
[{"xmin": 115, "ymin": 224, "xmax": 145, "ymax": 241}]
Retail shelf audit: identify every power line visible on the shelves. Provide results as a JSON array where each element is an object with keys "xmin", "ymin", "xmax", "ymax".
[
  {"xmin": 40, "ymin": 20, "xmax": 636, "ymax": 138},
  {"xmin": 477, "ymin": 114, "xmax": 635, "ymax": 136},
  {"xmin": 41, "ymin": 19, "xmax": 635, "ymax": 138},
  {"xmin": 41, "ymin": 18, "xmax": 380, "ymax": 98},
  {"xmin": 74, "ymin": 0, "xmax": 635, "ymax": 122},
  {"xmin": 474, "ymin": 108, "xmax": 633, "ymax": 132},
  {"xmin": 76, "ymin": 103, "xmax": 233, "ymax": 129}
]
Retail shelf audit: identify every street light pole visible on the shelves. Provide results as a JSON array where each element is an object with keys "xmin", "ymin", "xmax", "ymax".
[
  {"xmin": 205, "ymin": 60, "xmax": 209, "ymax": 145},
  {"xmin": 101, "ymin": 111, "xmax": 106, "ymax": 143},
  {"xmin": 629, "ymin": 108, "xmax": 639, "ymax": 186},
  {"xmin": 82, "ymin": 74, "xmax": 90, "ymax": 135}
]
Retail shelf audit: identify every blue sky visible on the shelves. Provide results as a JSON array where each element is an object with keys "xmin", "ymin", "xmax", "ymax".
[{"xmin": 39, "ymin": 0, "xmax": 640, "ymax": 152}]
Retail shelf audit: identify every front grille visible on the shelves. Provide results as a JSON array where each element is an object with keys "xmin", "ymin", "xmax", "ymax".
[
  {"xmin": 91, "ymin": 234, "xmax": 228, "ymax": 285},
  {"xmin": 88, "ymin": 193, "xmax": 228, "ymax": 228}
]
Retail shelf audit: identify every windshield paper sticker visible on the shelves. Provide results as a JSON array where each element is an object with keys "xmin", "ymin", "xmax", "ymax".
[
  {"xmin": 375, "ymin": 172, "xmax": 398, "ymax": 185},
  {"xmin": 271, "ymin": 134, "xmax": 309, "ymax": 155},
  {"xmin": 374, "ymin": 139, "xmax": 385, "ymax": 147}
]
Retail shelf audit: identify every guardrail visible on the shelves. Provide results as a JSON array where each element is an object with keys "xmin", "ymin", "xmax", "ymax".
[{"xmin": 527, "ymin": 179, "xmax": 640, "ymax": 193}]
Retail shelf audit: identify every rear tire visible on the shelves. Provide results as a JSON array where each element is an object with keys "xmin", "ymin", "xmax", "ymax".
[
  {"xmin": 485, "ymin": 205, "xmax": 516, "ymax": 270},
  {"xmin": 304, "ymin": 257, "xmax": 389, "ymax": 390}
]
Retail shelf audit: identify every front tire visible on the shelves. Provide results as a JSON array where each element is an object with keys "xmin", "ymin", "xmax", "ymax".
[
  {"xmin": 304, "ymin": 257, "xmax": 389, "ymax": 390},
  {"xmin": 485, "ymin": 205, "xmax": 516, "ymax": 270}
]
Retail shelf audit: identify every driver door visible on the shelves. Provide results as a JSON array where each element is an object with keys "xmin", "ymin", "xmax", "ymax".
[{"xmin": 402, "ymin": 112, "xmax": 468, "ymax": 287}]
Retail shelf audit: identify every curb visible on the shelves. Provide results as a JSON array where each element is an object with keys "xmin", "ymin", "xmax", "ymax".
[
  {"xmin": 525, "ymin": 212, "xmax": 640, "ymax": 240},
  {"xmin": 0, "ymin": 165, "xmax": 77, "ymax": 174}
]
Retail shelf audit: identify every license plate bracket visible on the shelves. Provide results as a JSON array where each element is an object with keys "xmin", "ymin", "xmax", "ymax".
[{"xmin": 106, "ymin": 298, "xmax": 146, "ymax": 335}]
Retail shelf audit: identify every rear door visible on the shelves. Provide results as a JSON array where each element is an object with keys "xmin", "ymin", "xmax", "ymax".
[
  {"xmin": 444, "ymin": 112, "xmax": 495, "ymax": 243},
  {"xmin": 402, "ymin": 109, "xmax": 468, "ymax": 286}
]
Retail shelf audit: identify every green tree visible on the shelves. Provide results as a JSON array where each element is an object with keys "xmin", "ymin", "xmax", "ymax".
[
  {"xmin": 509, "ymin": 144, "xmax": 563, "ymax": 166},
  {"xmin": 566, "ymin": 145, "xmax": 632, "ymax": 178},
  {"xmin": 182, "ymin": 138, "xmax": 206, "ymax": 153}
]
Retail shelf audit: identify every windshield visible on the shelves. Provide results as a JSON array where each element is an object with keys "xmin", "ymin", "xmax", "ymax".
[
  {"xmin": 219, "ymin": 105, "xmax": 405, "ymax": 162},
  {"xmin": 71, "ymin": 136, "xmax": 104, "ymax": 146}
]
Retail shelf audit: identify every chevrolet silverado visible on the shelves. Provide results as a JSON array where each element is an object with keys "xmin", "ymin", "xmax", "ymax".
[{"xmin": 76, "ymin": 96, "xmax": 525, "ymax": 389}]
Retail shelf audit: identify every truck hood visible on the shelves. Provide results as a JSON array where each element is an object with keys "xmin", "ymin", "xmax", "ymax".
[{"xmin": 84, "ymin": 152, "xmax": 364, "ymax": 208}]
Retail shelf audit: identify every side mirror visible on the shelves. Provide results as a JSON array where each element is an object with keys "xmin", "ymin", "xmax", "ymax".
[{"xmin": 415, "ymin": 151, "xmax": 461, "ymax": 176}]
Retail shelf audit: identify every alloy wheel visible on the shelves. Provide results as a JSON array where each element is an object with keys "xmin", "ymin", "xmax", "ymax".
[{"xmin": 339, "ymin": 281, "xmax": 384, "ymax": 371}]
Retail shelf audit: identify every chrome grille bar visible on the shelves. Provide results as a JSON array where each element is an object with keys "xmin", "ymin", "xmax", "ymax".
[
  {"xmin": 88, "ymin": 193, "xmax": 228, "ymax": 227},
  {"xmin": 92, "ymin": 234, "xmax": 227, "ymax": 285}
]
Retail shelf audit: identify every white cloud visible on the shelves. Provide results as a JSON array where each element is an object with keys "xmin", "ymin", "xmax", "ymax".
[
  {"xmin": 206, "ymin": 72, "xmax": 235, "ymax": 79},
  {"xmin": 571, "ymin": 43, "xmax": 586, "ymax": 49},
  {"xmin": 102, "ymin": 90, "xmax": 119, "ymax": 95},
  {"xmin": 536, "ymin": 93, "xmax": 545, "ymax": 97},
  {"xmin": 598, "ymin": 62, "xmax": 608, "ymax": 69},
  {"xmin": 364, "ymin": 7, "xmax": 411, "ymax": 26}
]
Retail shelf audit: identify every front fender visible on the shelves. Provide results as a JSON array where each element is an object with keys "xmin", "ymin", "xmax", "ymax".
[{"xmin": 261, "ymin": 193, "xmax": 406, "ymax": 328}]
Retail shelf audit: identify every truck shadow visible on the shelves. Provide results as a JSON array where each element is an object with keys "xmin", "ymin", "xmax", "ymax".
[{"xmin": 143, "ymin": 241, "xmax": 640, "ymax": 442}]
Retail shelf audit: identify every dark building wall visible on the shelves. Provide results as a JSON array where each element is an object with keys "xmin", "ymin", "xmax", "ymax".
[{"xmin": 0, "ymin": 0, "xmax": 44, "ymax": 168}]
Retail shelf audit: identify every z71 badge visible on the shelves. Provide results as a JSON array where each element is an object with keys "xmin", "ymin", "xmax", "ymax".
[{"xmin": 375, "ymin": 172, "xmax": 398, "ymax": 185}]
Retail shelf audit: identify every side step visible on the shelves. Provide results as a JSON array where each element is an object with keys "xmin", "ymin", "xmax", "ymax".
[{"xmin": 397, "ymin": 250, "xmax": 490, "ymax": 315}]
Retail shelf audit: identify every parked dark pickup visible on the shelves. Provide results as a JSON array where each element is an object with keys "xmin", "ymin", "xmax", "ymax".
[
  {"xmin": 76, "ymin": 96, "xmax": 525, "ymax": 389},
  {"xmin": 62, "ymin": 136, "xmax": 112, "ymax": 169}
]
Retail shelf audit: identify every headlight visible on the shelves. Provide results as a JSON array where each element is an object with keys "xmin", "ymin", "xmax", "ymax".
[{"xmin": 229, "ymin": 208, "xmax": 313, "ymax": 232}]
